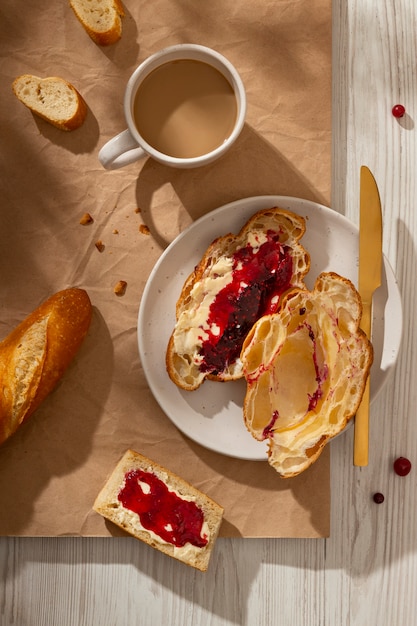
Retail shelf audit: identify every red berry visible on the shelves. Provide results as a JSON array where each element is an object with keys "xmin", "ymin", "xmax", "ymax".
[
  {"xmin": 373, "ymin": 492, "xmax": 385, "ymax": 504},
  {"xmin": 393, "ymin": 456, "xmax": 412, "ymax": 476},
  {"xmin": 392, "ymin": 104, "xmax": 406, "ymax": 118}
]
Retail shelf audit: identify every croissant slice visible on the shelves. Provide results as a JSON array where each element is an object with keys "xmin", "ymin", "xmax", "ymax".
[{"xmin": 241, "ymin": 272, "xmax": 373, "ymax": 477}]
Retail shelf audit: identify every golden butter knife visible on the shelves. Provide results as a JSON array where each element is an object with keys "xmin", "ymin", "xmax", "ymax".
[{"xmin": 353, "ymin": 166, "xmax": 383, "ymax": 466}]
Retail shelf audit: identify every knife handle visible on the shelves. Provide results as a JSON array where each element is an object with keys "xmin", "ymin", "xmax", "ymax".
[
  {"xmin": 354, "ymin": 301, "xmax": 372, "ymax": 466},
  {"xmin": 360, "ymin": 300, "xmax": 372, "ymax": 339},
  {"xmin": 354, "ymin": 377, "xmax": 370, "ymax": 466}
]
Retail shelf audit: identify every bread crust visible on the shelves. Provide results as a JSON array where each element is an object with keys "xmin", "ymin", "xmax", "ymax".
[
  {"xmin": 93, "ymin": 450, "xmax": 224, "ymax": 571},
  {"xmin": 0, "ymin": 288, "xmax": 92, "ymax": 445},
  {"xmin": 12, "ymin": 75, "xmax": 87, "ymax": 131},
  {"xmin": 166, "ymin": 207, "xmax": 310, "ymax": 391},
  {"xmin": 241, "ymin": 272, "xmax": 373, "ymax": 477},
  {"xmin": 69, "ymin": 0, "xmax": 124, "ymax": 46}
]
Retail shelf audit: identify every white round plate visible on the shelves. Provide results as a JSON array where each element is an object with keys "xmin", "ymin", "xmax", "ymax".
[{"xmin": 138, "ymin": 196, "xmax": 403, "ymax": 461}]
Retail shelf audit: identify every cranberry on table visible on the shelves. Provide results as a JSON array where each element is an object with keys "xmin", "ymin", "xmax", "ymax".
[
  {"xmin": 373, "ymin": 492, "xmax": 385, "ymax": 504},
  {"xmin": 393, "ymin": 456, "xmax": 412, "ymax": 476},
  {"xmin": 392, "ymin": 104, "xmax": 406, "ymax": 118}
]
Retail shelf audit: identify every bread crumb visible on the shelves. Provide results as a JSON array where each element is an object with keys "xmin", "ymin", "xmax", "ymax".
[
  {"xmin": 139, "ymin": 224, "xmax": 150, "ymax": 235},
  {"xmin": 114, "ymin": 280, "xmax": 127, "ymax": 296},
  {"xmin": 135, "ymin": 207, "xmax": 142, "ymax": 213},
  {"xmin": 95, "ymin": 240, "xmax": 105, "ymax": 252},
  {"xmin": 80, "ymin": 212, "xmax": 93, "ymax": 225},
  {"xmin": 112, "ymin": 229, "xmax": 119, "ymax": 234}
]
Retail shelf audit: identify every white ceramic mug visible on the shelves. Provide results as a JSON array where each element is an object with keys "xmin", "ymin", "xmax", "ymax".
[{"xmin": 98, "ymin": 44, "xmax": 246, "ymax": 170}]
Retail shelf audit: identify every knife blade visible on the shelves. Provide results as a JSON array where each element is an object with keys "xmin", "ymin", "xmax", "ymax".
[{"xmin": 353, "ymin": 166, "xmax": 383, "ymax": 466}]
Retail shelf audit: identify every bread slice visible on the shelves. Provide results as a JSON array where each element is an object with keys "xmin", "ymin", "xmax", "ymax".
[
  {"xmin": 0, "ymin": 288, "xmax": 92, "ymax": 446},
  {"xmin": 166, "ymin": 207, "xmax": 310, "ymax": 391},
  {"xmin": 69, "ymin": 0, "xmax": 124, "ymax": 46},
  {"xmin": 93, "ymin": 450, "xmax": 224, "ymax": 572},
  {"xmin": 241, "ymin": 272, "xmax": 373, "ymax": 478},
  {"xmin": 12, "ymin": 75, "xmax": 87, "ymax": 131}
]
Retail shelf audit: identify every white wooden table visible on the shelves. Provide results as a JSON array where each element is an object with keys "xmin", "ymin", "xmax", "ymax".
[{"xmin": 1, "ymin": 1, "xmax": 416, "ymax": 624}]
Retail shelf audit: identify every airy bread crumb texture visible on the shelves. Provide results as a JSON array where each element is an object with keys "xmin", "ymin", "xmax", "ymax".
[
  {"xmin": 12, "ymin": 75, "xmax": 87, "ymax": 131},
  {"xmin": 241, "ymin": 272, "xmax": 373, "ymax": 478},
  {"xmin": 69, "ymin": 0, "xmax": 124, "ymax": 45},
  {"xmin": 93, "ymin": 450, "xmax": 224, "ymax": 571}
]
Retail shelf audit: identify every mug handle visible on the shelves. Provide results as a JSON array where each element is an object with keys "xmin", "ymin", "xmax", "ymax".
[{"xmin": 98, "ymin": 129, "xmax": 147, "ymax": 170}]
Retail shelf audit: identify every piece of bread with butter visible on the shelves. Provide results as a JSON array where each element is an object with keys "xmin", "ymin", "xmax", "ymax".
[
  {"xmin": 166, "ymin": 207, "xmax": 310, "ymax": 391},
  {"xmin": 69, "ymin": 0, "xmax": 124, "ymax": 46},
  {"xmin": 241, "ymin": 272, "xmax": 373, "ymax": 478},
  {"xmin": 93, "ymin": 450, "xmax": 224, "ymax": 571},
  {"xmin": 0, "ymin": 288, "xmax": 92, "ymax": 446},
  {"xmin": 12, "ymin": 75, "xmax": 87, "ymax": 131}
]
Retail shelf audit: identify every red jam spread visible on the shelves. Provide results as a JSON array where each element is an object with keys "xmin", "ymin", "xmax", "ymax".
[
  {"xmin": 118, "ymin": 469, "xmax": 208, "ymax": 548},
  {"xmin": 305, "ymin": 322, "xmax": 328, "ymax": 412},
  {"xmin": 263, "ymin": 410, "xmax": 279, "ymax": 439},
  {"xmin": 199, "ymin": 231, "xmax": 293, "ymax": 375}
]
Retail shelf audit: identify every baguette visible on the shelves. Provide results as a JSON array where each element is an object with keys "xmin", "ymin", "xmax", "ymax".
[
  {"xmin": 12, "ymin": 75, "xmax": 87, "ymax": 131},
  {"xmin": 166, "ymin": 207, "xmax": 310, "ymax": 391},
  {"xmin": 69, "ymin": 0, "xmax": 124, "ymax": 46},
  {"xmin": 0, "ymin": 288, "xmax": 92, "ymax": 446},
  {"xmin": 93, "ymin": 450, "xmax": 224, "ymax": 572},
  {"xmin": 241, "ymin": 272, "xmax": 373, "ymax": 477}
]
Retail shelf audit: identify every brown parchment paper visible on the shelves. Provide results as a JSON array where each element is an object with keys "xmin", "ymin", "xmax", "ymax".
[{"xmin": 0, "ymin": 0, "xmax": 331, "ymax": 538}]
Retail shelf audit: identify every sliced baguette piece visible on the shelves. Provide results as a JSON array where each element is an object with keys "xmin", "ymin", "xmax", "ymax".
[
  {"xmin": 69, "ymin": 0, "xmax": 124, "ymax": 46},
  {"xmin": 93, "ymin": 450, "xmax": 224, "ymax": 572},
  {"xmin": 241, "ymin": 272, "xmax": 373, "ymax": 478},
  {"xmin": 166, "ymin": 207, "xmax": 310, "ymax": 391},
  {"xmin": 0, "ymin": 288, "xmax": 92, "ymax": 446},
  {"xmin": 12, "ymin": 75, "xmax": 87, "ymax": 131}
]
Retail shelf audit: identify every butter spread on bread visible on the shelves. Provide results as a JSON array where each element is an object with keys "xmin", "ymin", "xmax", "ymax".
[
  {"xmin": 0, "ymin": 288, "xmax": 92, "ymax": 446},
  {"xmin": 69, "ymin": 0, "xmax": 124, "ymax": 46},
  {"xmin": 166, "ymin": 207, "xmax": 310, "ymax": 391},
  {"xmin": 241, "ymin": 272, "xmax": 373, "ymax": 478},
  {"xmin": 93, "ymin": 450, "xmax": 224, "ymax": 571},
  {"xmin": 12, "ymin": 75, "xmax": 87, "ymax": 131}
]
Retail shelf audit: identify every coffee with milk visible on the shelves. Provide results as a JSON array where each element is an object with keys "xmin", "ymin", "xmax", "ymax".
[{"xmin": 133, "ymin": 59, "xmax": 237, "ymax": 158}]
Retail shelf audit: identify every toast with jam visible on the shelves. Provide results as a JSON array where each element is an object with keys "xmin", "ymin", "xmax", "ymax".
[
  {"xmin": 166, "ymin": 207, "xmax": 310, "ymax": 391},
  {"xmin": 93, "ymin": 450, "xmax": 224, "ymax": 571}
]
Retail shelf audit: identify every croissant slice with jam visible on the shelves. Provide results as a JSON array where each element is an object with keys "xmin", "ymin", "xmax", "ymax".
[
  {"xmin": 241, "ymin": 272, "xmax": 373, "ymax": 478},
  {"xmin": 166, "ymin": 207, "xmax": 310, "ymax": 391}
]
